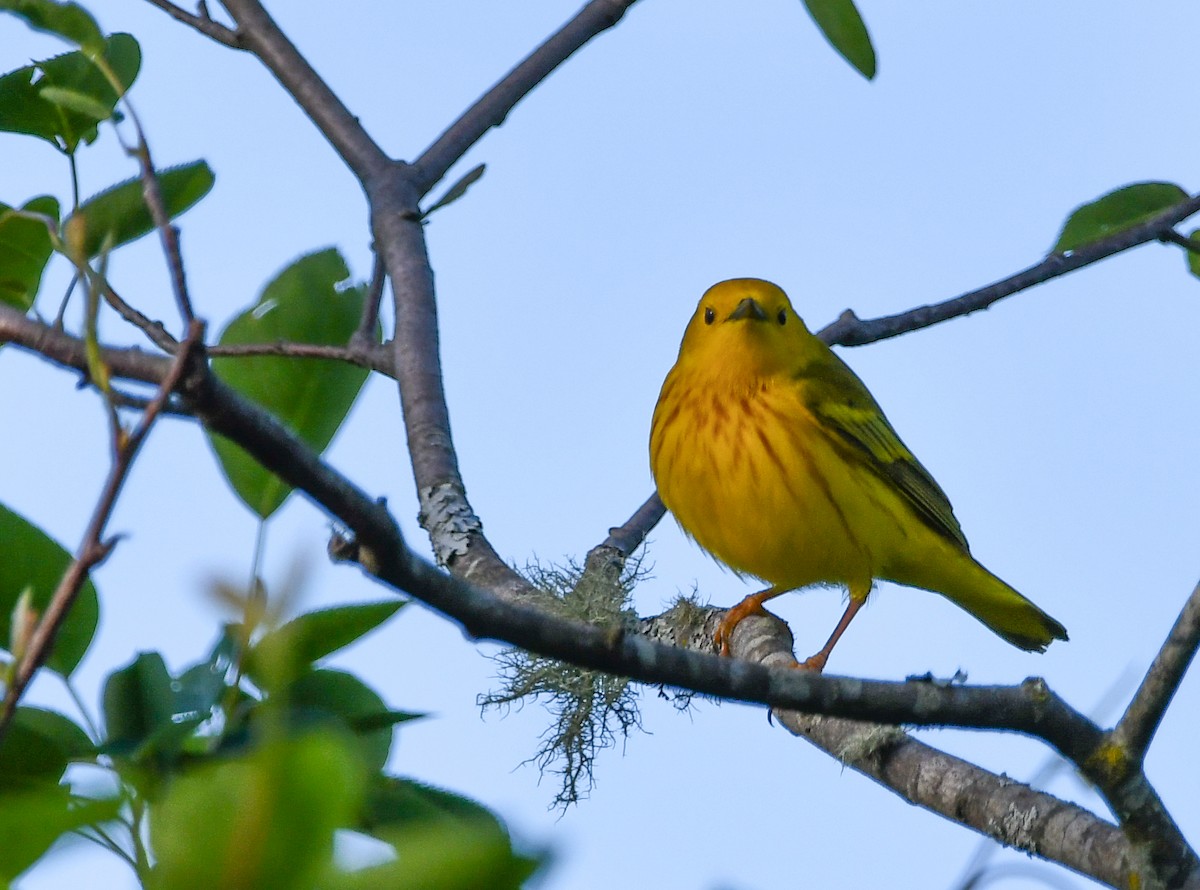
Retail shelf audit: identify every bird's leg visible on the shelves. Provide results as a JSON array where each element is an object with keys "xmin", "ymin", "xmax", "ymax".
[
  {"xmin": 798, "ymin": 590, "xmax": 868, "ymax": 672},
  {"xmin": 715, "ymin": 586, "xmax": 787, "ymax": 656}
]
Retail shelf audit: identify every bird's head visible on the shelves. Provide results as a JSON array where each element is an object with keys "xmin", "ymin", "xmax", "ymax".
[{"xmin": 677, "ymin": 278, "xmax": 815, "ymax": 376}]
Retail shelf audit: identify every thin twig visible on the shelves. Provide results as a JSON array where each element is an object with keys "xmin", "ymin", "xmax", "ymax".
[
  {"xmin": 818, "ymin": 193, "xmax": 1200, "ymax": 347},
  {"xmin": 109, "ymin": 385, "xmax": 192, "ymax": 417},
  {"xmin": 85, "ymin": 251, "xmax": 123, "ymax": 456},
  {"xmin": 1160, "ymin": 229, "xmax": 1200, "ymax": 253},
  {"xmin": 143, "ymin": 0, "xmax": 241, "ymax": 47},
  {"xmin": 352, "ymin": 250, "xmax": 386, "ymax": 348},
  {"xmin": 207, "ymin": 339, "xmax": 392, "ymax": 375},
  {"xmin": 124, "ymin": 120, "xmax": 197, "ymax": 327},
  {"xmin": 413, "ymin": 0, "xmax": 639, "ymax": 196},
  {"xmin": 600, "ymin": 493, "xmax": 665, "ymax": 557},
  {"xmin": 99, "ymin": 291, "xmax": 390, "ymax": 371},
  {"xmin": 1111, "ymin": 579, "xmax": 1200, "ymax": 764},
  {"xmin": 102, "ymin": 282, "xmax": 178, "ymax": 352},
  {"xmin": 0, "ymin": 321, "xmax": 205, "ymax": 741}
]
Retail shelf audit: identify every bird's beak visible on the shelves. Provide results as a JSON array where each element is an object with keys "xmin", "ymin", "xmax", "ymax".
[{"xmin": 727, "ymin": 297, "xmax": 768, "ymax": 322}]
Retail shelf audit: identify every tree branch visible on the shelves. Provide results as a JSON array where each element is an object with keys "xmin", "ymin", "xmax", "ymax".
[
  {"xmin": 601, "ymin": 493, "xmax": 665, "ymax": 556},
  {"xmin": 216, "ymin": 0, "xmax": 390, "ymax": 182},
  {"xmin": 24, "ymin": 6, "xmax": 1200, "ymax": 883},
  {"xmin": 143, "ymin": 0, "xmax": 241, "ymax": 48},
  {"xmin": 818, "ymin": 193, "xmax": 1200, "ymax": 347},
  {"xmin": 206, "ymin": 339, "xmax": 394, "ymax": 375},
  {"xmin": 1111, "ymin": 579, "xmax": 1200, "ymax": 763},
  {"xmin": 0, "ymin": 304, "xmax": 1118, "ymax": 743},
  {"xmin": 5, "ymin": 303, "xmax": 1199, "ymax": 888},
  {"xmin": 412, "ymin": 0, "xmax": 640, "ymax": 196},
  {"xmin": 790, "ymin": 708, "xmax": 1142, "ymax": 890}
]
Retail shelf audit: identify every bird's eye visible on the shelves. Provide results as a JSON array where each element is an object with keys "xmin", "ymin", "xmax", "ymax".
[
  {"xmin": 777, "ymin": 309, "xmax": 787, "ymax": 325},
  {"xmin": 704, "ymin": 307, "xmax": 715, "ymax": 325}
]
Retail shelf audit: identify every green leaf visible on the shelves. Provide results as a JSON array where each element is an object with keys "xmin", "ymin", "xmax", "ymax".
[
  {"xmin": 282, "ymin": 669, "xmax": 396, "ymax": 773},
  {"xmin": 423, "ymin": 163, "xmax": 486, "ymax": 219},
  {"xmin": 0, "ymin": 503, "xmax": 99, "ymax": 675},
  {"xmin": 802, "ymin": 0, "xmax": 876, "ymax": 80},
  {"xmin": 1053, "ymin": 181, "xmax": 1190, "ymax": 253},
  {"xmin": 1184, "ymin": 228, "xmax": 1200, "ymax": 280},
  {"xmin": 149, "ymin": 732, "xmax": 365, "ymax": 890},
  {"xmin": 0, "ymin": 707, "xmax": 92, "ymax": 791},
  {"xmin": 0, "ymin": 787, "xmax": 120, "ymax": 881},
  {"xmin": 360, "ymin": 776, "xmax": 505, "ymax": 835},
  {"xmin": 0, "ymin": 0, "xmax": 105, "ymax": 53},
  {"xmin": 0, "ymin": 195, "xmax": 59, "ymax": 311},
  {"xmin": 101, "ymin": 651, "xmax": 176, "ymax": 755},
  {"xmin": 350, "ymin": 709, "xmax": 424, "ymax": 734},
  {"xmin": 173, "ymin": 644, "xmax": 232, "ymax": 717},
  {"xmin": 0, "ymin": 33, "xmax": 140, "ymax": 152},
  {"xmin": 0, "ymin": 66, "xmax": 62, "ymax": 145},
  {"xmin": 330, "ymin": 820, "xmax": 541, "ymax": 890},
  {"xmin": 66, "ymin": 159, "xmax": 214, "ymax": 258},
  {"xmin": 207, "ymin": 248, "xmax": 374, "ymax": 518},
  {"xmin": 247, "ymin": 600, "xmax": 405, "ymax": 686}
]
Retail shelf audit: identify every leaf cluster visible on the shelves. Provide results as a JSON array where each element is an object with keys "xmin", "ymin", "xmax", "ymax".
[
  {"xmin": 2, "ymin": 584, "xmax": 537, "ymax": 887},
  {"xmin": 0, "ymin": 3, "xmax": 531, "ymax": 885}
]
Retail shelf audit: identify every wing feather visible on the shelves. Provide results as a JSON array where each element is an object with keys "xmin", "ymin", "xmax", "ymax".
[{"xmin": 798, "ymin": 349, "xmax": 969, "ymax": 550}]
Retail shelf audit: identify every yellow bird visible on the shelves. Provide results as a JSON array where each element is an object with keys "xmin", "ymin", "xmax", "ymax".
[{"xmin": 649, "ymin": 278, "xmax": 1067, "ymax": 671}]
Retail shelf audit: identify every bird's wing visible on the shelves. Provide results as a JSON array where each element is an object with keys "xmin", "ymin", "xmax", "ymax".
[{"xmin": 799, "ymin": 348, "xmax": 969, "ymax": 550}]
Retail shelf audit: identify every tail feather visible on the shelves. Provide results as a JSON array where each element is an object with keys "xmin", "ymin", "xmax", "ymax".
[{"xmin": 894, "ymin": 552, "xmax": 1068, "ymax": 652}]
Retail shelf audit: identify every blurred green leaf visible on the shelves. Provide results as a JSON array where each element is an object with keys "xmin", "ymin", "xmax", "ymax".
[
  {"xmin": 802, "ymin": 0, "xmax": 876, "ymax": 80},
  {"xmin": 207, "ymin": 248, "xmax": 374, "ymax": 518},
  {"xmin": 0, "ymin": 0, "xmax": 103, "ymax": 52},
  {"xmin": 0, "ymin": 33, "xmax": 140, "ymax": 152},
  {"xmin": 0, "ymin": 707, "xmax": 92, "ymax": 791},
  {"xmin": 1184, "ymin": 228, "xmax": 1200, "ymax": 280},
  {"xmin": 1053, "ymin": 181, "xmax": 1189, "ymax": 252},
  {"xmin": 0, "ymin": 195, "xmax": 58, "ymax": 310},
  {"xmin": 360, "ymin": 776, "xmax": 504, "ymax": 835},
  {"xmin": 102, "ymin": 651, "xmax": 176, "ymax": 755},
  {"xmin": 0, "ymin": 0, "xmax": 105, "ymax": 53},
  {"xmin": 282, "ymin": 669, "xmax": 396, "ymax": 774},
  {"xmin": 149, "ymin": 732, "xmax": 365, "ymax": 890},
  {"xmin": 247, "ymin": 600, "xmax": 405, "ymax": 686},
  {"xmin": 329, "ymin": 819, "xmax": 541, "ymax": 890},
  {"xmin": 0, "ymin": 503, "xmax": 99, "ymax": 675},
  {"xmin": 0, "ymin": 787, "xmax": 120, "ymax": 881},
  {"xmin": 66, "ymin": 159, "xmax": 214, "ymax": 258},
  {"xmin": 350, "ymin": 709, "xmax": 424, "ymax": 734},
  {"xmin": 173, "ymin": 649, "xmax": 230, "ymax": 717}
]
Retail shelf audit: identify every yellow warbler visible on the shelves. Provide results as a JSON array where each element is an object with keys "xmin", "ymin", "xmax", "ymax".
[{"xmin": 649, "ymin": 279, "xmax": 1067, "ymax": 671}]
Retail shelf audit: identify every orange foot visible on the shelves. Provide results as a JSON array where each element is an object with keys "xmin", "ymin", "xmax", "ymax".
[
  {"xmin": 714, "ymin": 588, "xmax": 784, "ymax": 655},
  {"xmin": 796, "ymin": 651, "xmax": 829, "ymax": 672}
]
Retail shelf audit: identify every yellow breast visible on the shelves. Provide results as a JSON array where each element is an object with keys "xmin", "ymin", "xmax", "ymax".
[{"xmin": 650, "ymin": 368, "xmax": 911, "ymax": 593}]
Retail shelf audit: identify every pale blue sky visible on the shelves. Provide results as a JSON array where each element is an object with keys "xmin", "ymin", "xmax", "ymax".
[{"xmin": 3, "ymin": 3, "xmax": 1199, "ymax": 888}]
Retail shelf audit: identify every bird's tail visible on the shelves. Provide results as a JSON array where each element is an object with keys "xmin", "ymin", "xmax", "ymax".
[{"xmin": 896, "ymin": 550, "xmax": 1068, "ymax": 652}]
